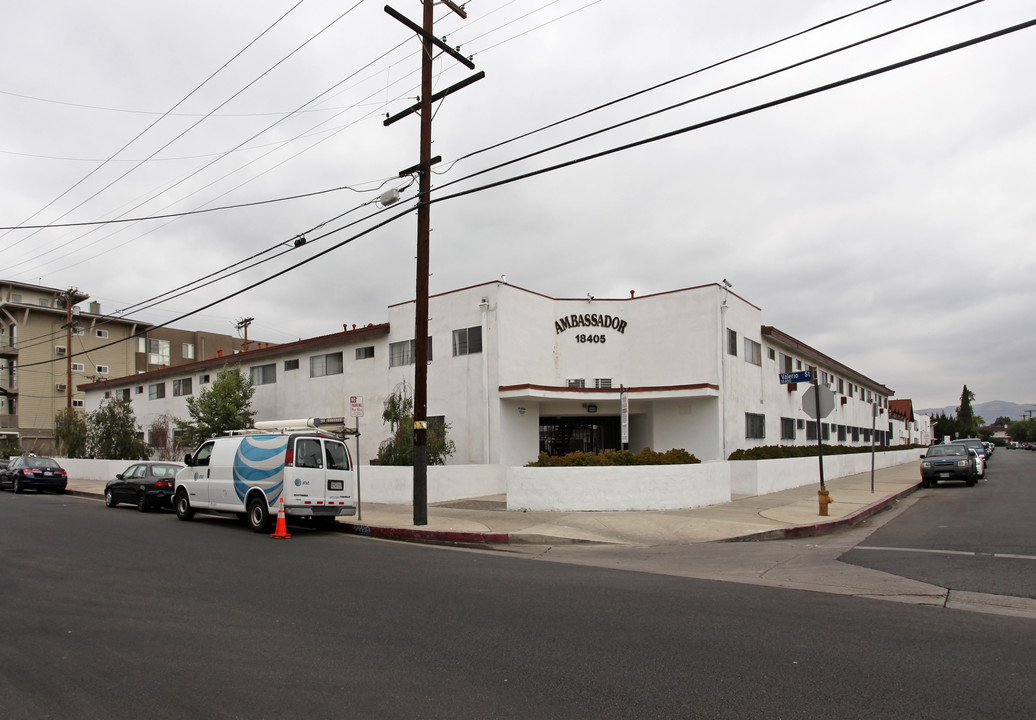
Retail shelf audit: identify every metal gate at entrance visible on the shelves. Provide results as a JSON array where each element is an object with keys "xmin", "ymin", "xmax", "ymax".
[{"xmin": 539, "ymin": 416, "xmax": 621, "ymax": 456}]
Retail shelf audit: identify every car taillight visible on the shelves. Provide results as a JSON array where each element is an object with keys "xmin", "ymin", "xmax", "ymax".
[
  {"xmin": 284, "ymin": 448, "xmax": 294, "ymax": 466},
  {"xmin": 155, "ymin": 480, "xmax": 171, "ymax": 488}
]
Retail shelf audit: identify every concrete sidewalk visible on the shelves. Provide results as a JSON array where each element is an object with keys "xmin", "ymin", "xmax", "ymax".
[{"xmin": 66, "ymin": 460, "xmax": 922, "ymax": 546}]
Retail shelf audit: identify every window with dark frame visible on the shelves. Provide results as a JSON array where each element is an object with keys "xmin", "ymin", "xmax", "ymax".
[
  {"xmin": 452, "ymin": 326, "xmax": 482, "ymax": 356},
  {"xmin": 745, "ymin": 412, "xmax": 765, "ymax": 439},
  {"xmin": 780, "ymin": 417, "xmax": 796, "ymax": 440},
  {"xmin": 727, "ymin": 329, "xmax": 738, "ymax": 356},
  {"xmin": 355, "ymin": 346, "xmax": 374, "ymax": 360},
  {"xmin": 284, "ymin": 359, "xmax": 300, "ymax": 371},
  {"xmin": 250, "ymin": 364, "xmax": 276, "ymax": 385}
]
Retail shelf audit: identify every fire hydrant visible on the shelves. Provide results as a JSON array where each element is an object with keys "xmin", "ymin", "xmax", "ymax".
[{"xmin": 818, "ymin": 488, "xmax": 834, "ymax": 516}]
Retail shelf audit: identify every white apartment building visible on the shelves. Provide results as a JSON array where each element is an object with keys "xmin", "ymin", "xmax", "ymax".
[{"xmin": 81, "ymin": 281, "xmax": 898, "ymax": 465}]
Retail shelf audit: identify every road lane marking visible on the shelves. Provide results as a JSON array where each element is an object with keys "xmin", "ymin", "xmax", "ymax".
[{"xmin": 854, "ymin": 546, "xmax": 1036, "ymax": 561}]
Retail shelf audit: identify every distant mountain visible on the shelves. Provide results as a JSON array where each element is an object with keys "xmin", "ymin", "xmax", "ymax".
[{"xmin": 916, "ymin": 400, "xmax": 1036, "ymax": 423}]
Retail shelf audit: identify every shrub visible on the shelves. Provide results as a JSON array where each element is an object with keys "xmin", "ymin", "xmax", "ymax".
[
  {"xmin": 728, "ymin": 444, "xmax": 924, "ymax": 461},
  {"xmin": 525, "ymin": 447, "xmax": 700, "ymax": 467}
]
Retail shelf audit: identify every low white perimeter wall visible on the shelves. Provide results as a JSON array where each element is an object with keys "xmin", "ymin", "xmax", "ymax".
[
  {"xmin": 56, "ymin": 458, "xmax": 142, "ymax": 482},
  {"xmin": 359, "ymin": 464, "xmax": 507, "ymax": 504},
  {"xmin": 506, "ymin": 462, "xmax": 732, "ymax": 512},
  {"xmin": 729, "ymin": 448, "xmax": 920, "ymax": 496}
]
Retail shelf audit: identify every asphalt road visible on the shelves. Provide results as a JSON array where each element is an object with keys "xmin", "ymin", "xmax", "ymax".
[
  {"xmin": 842, "ymin": 448, "xmax": 1036, "ymax": 598},
  {"xmin": 1, "ymin": 490, "xmax": 1034, "ymax": 719}
]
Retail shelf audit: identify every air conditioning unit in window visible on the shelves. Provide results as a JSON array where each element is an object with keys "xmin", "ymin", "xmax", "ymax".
[
  {"xmin": 56, "ymin": 383, "xmax": 67, "ymax": 392},
  {"xmin": 55, "ymin": 346, "xmax": 67, "ymax": 355}
]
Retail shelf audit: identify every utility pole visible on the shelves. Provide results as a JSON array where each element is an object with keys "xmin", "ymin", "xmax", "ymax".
[
  {"xmin": 235, "ymin": 317, "xmax": 254, "ymax": 352},
  {"xmin": 63, "ymin": 288, "xmax": 80, "ymax": 410},
  {"xmin": 385, "ymin": 1, "xmax": 481, "ymax": 526}
]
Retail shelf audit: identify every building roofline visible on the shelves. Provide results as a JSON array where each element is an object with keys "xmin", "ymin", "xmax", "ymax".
[
  {"xmin": 78, "ymin": 322, "xmax": 390, "ymax": 390},
  {"xmin": 388, "ymin": 280, "xmax": 762, "ymax": 311},
  {"xmin": 761, "ymin": 325, "xmax": 894, "ymax": 396}
]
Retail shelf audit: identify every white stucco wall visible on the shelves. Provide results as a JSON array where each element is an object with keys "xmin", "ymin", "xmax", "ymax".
[
  {"xmin": 507, "ymin": 462, "xmax": 732, "ymax": 512},
  {"xmin": 729, "ymin": 448, "xmax": 921, "ymax": 496}
]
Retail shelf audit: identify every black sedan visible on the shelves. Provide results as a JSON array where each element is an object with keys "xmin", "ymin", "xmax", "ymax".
[
  {"xmin": 0, "ymin": 456, "xmax": 68, "ymax": 494},
  {"xmin": 104, "ymin": 462, "xmax": 184, "ymax": 512},
  {"xmin": 919, "ymin": 445, "xmax": 976, "ymax": 488}
]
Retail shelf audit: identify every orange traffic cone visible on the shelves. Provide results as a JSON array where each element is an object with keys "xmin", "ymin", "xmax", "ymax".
[{"xmin": 271, "ymin": 497, "xmax": 291, "ymax": 539}]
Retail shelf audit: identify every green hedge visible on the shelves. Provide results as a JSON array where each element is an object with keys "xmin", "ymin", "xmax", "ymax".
[
  {"xmin": 728, "ymin": 444, "xmax": 924, "ymax": 461},
  {"xmin": 526, "ymin": 448, "xmax": 700, "ymax": 467}
]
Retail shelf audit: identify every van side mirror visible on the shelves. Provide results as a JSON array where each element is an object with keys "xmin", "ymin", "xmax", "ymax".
[{"xmin": 183, "ymin": 453, "xmax": 193, "ymax": 466}]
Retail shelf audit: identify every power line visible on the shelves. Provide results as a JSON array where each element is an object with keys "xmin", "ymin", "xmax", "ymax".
[
  {"xmin": 19, "ymin": 15, "xmax": 1034, "ymax": 373},
  {"xmin": 0, "ymin": 0, "xmax": 310, "ymax": 251},
  {"xmin": 0, "ymin": 184, "xmax": 374, "ymax": 230}
]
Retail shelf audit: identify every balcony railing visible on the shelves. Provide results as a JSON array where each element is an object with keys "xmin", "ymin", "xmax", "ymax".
[{"xmin": 0, "ymin": 415, "xmax": 18, "ymax": 429}]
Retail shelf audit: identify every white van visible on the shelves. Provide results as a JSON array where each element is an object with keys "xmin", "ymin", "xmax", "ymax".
[{"xmin": 173, "ymin": 419, "xmax": 356, "ymax": 533}]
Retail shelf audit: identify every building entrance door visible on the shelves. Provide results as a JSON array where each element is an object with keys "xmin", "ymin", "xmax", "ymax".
[{"xmin": 539, "ymin": 416, "xmax": 621, "ymax": 456}]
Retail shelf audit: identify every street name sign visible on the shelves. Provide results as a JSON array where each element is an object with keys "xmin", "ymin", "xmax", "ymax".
[{"xmin": 780, "ymin": 370, "xmax": 813, "ymax": 385}]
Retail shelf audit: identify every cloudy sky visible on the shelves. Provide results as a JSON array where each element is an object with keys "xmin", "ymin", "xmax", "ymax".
[{"xmin": 2, "ymin": 0, "xmax": 1034, "ymax": 410}]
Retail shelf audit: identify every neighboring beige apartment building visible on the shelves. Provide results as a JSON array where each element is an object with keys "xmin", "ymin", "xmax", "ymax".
[{"xmin": 1, "ymin": 279, "xmax": 268, "ymax": 454}]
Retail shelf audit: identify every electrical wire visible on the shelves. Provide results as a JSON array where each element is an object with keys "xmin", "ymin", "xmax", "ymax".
[
  {"xmin": 16, "ymin": 15, "xmax": 1034, "ymax": 373},
  {"xmin": 0, "ymin": 0, "xmax": 311, "ymax": 250}
]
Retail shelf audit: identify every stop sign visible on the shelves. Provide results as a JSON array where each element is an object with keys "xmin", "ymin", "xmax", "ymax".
[{"xmin": 802, "ymin": 384, "xmax": 835, "ymax": 419}]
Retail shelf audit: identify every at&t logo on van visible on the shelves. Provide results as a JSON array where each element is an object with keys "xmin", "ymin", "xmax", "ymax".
[{"xmin": 232, "ymin": 436, "xmax": 289, "ymax": 501}]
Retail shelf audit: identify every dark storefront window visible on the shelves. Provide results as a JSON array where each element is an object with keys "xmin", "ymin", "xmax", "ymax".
[{"xmin": 539, "ymin": 417, "xmax": 621, "ymax": 456}]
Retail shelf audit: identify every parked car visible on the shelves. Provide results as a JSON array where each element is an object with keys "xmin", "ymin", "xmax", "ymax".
[
  {"xmin": 104, "ymin": 462, "xmax": 185, "ymax": 512},
  {"xmin": 0, "ymin": 456, "xmax": 68, "ymax": 494},
  {"xmin": 949, "ymin": 438, "xmax": 988, "ymax": 478},
  {"xmin": 920, "ymin": 445, "xmax": 977, "ymax": 488}
]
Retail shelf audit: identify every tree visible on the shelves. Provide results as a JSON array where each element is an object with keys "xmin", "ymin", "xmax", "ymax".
[
  {"xmin": 54, "ymin": 407, "xmax": 88, "ymax": 458},
  {"xmin": 148, "ymin": 414, "xmax": 185, "ymax": 461},
  {"xmin": 956, "ymin": 385, "xmax": 978, "ymax": 438},
  {"xmin": 376, "ymin": 381, "xmax": 456, "ymax": 466},
  {"xmin": 87, "ymin": 398, "xmax": 150, "ymax": 460},
  {"xmin": 931, "ymin": 412, "xmax": 958, "ymax": 442},
  {"xmin": 175, "ymin": 366, "xmax": 255, "ymax": 448},
  {"xmin": 993, "ymin": 416, "xmax": 1013, "ymax": 428}
]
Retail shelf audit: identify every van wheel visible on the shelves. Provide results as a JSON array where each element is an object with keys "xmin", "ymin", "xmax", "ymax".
[
  {"xmin": 175, "ymin": 490, "xmax": 195, "ymax": 521},
  {"xmin": 247, "ymin": 496, "xmax": 271, "ymax": 533}
]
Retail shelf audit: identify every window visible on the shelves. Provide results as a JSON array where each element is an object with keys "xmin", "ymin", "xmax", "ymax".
[
  {"xmin": 838, "ymin": 425, "xmax": 847, "ymax": 442},
  {"xmin": 39, "ymin": 298, "xmax": 51, "ymax": 307},
  {"xmin": 71, "ymin": 362, "xmax": 85, "ymax": 372},
  {"xmin": 355, "ymin": 346, "xmax": 374, "ymax": 360},
  {"xmin": 135, "ymin": 385, "xmax": 144, "ymax": 394},
  {"xmin": 744, "ymin": 338, "xmax": 762, "ymax": 365},
  {"xmin": 797, "ymin": 419, "xmax": 805, "ymax": 430},
  {"xmin": 745, "ymin": 413, "xmax": 765, "ymax": 439},
  {"xmin": 72, "ymin": 399, "xmax": 84, "ymax": 408},
  {"xmin": 567, "ymin": 378, "xmax": 585, "ymax": 388},
  {"xmin": 119, "ymin": 388, "xmax": 131, "ymax": 401},
  {"xmin": 10, "ymin": 294, "xmax": 20, "ymax": 303},
  {"xmin": 96, "ymin": 329, "xmax": 109, "ymax": 339},
  {"xmin": 726, "ymin": 329, "xmax": 737, "ymax": 356},
  {"xmin": 136, "ymin": 337, "xmax": 146, "ymax": 353},
  {"xmin": 780, "ymin": 417, "xmax": 796, "ymax": 440},
  {"xmin": 55, "ymin": 345, "xmax": 67, "ymax": 356},
  {"xmin": 821, "ymin": 423, "xmax": 830, "ymax": 441},
  {"xmin": 452, "ymin": 326, "xmax": 482, "ymax": 356},
  {"xmin": 310, "ymin": 352, "xmax": 344, "ymax": 377},
  {"xmin": 295, "ymin": 438, "xmax": 323, "ymax": 469},
  {"xmin": 594, "ymin": 378, "xmax": 612, "ymax": 389},
  {"xmin": 767, "ymin": 347, "xmax": 776, "ymax": 361},
  {"xmin": 284, "ymin": 359, "xmax": 299, "ymax": 371},
  {"xmin": 96, "ymin": 365, "xmax": 109, "ymax": 375},
  {"xmin": 779, "ymin": 353, "xmax": 793, "ymax": 373},
  {"xmin": 149, "ymin": 383, "xmax": 166, "ymax": 400},
  {"xmin": 250, "ymin": 363, "xmax": 276, "ymax": 385},
  {"xmin": 183, "ymin": 342, "xmax": 195, "ymax": 359},
  {"xmin": 173, "ymin": 378, "xmax": 193, "ymax": 397},
  {"xmin": 148, "ymin": 338, "xmax": 171, "ymax": 366},
  {"xmin": 199, "ymin": 374, "xmax": 210, "ymax": 384},
  {"xmin": 325, "ymin": 441, "xmax": 350, "ymax": 471},
  {"xmin": 838, "ymin": 378, "xmax": 845, "ymax": 394},
  {"xmin": 806, "ymin": 421, "xmax": 817, "ymax": 441},
  {"xmin": 388, "ymin": 338, "xmax": 432, "ymax": 368},
  {"xmin": 72, "ymin": 327, "xmax": 84, "ymax": 336},
  {"xmin": 852, "ymin": 427, "xmax": 860, "ymax": 442}
]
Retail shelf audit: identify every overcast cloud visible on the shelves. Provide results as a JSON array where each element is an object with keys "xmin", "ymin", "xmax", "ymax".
[{"xmin": 2, "ymin": 0, "xmax": 1034, "ymax": 410}]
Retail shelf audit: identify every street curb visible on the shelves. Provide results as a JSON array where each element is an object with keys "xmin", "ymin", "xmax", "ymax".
[
  {"xmin": 338, "ymin": 522, "xmax": 511, "ymax": 545},
  {"xmin": 720, "ymin": 483, "xmax": 921, "ymax": 542}
]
